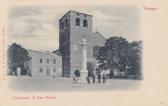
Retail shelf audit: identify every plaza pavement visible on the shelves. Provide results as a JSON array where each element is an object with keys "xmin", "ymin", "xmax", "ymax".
[{"xmin": 8, "ymin": 76, "xmax": 141, "ymax": 92}]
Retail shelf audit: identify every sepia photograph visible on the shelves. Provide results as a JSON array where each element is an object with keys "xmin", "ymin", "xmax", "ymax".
[
  {"xmin": 1, "ymin": 0, "xmax": 168, "ymax": 106},
  {"xmin": 7, "ymin": 5, "xmax": 142, "ymax": 91}
]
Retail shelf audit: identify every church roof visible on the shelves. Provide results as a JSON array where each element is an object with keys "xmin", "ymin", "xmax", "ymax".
[
  {"xmin": 28, "ymin": 50, "xmax": 60, "ymax": 57},
  {"xmin": 92, "ymin": 31, "xmax": 106, "ymax": 40}
]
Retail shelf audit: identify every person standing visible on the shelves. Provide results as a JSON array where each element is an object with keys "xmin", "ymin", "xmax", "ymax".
[
  {"xmin": 92, "ymin": 71, "xmax": 96, "ymax": 83},
  {"xmin": 87, "ymin": 71, "xmax": 91, "ymax": 84},
  {"xmin": 98, "ymin": 72, "xmax": 101, "ymax": 83},
  {"xmin": 74, "ymin": 70, "xmax": 80, "ymax": 83},
  {"xmin": 96, "ymin": 68, "xmax": 101, "ymax": 83},
  {"xmin": 103, "ymin": 73, "xmax": 106, "ymax": 83}
]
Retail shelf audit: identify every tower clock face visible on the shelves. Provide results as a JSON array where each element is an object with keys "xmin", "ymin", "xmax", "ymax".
[{"xmin": 72, "ymin": 44, "xmax": 78, "ymax": 50}]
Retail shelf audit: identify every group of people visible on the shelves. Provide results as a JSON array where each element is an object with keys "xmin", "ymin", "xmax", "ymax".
[
  {"xmin": 86, "ymin": 70, "xmax": 106, "ymax": 84},
  {"xmin": 73, "ymin": 69, "xmax": 107, "ymax": 84}
]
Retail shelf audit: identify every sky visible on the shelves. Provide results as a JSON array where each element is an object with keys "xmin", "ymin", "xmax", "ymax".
[{"xmin": 8, "ymin": 5, "xmax": 140, "ymax": 51}]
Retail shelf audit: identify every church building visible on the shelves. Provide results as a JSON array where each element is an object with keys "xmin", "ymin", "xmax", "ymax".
[{"xmin": 59, "ymin": 10, "xmax": 106, "ymax": 77}]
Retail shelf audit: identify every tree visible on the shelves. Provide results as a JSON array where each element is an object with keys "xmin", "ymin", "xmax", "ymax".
[
  {"xmin": 7, "ymin": 43, "xmax": 31, "ymax": 75},
  {"xmin": 97, "ymin": 36, "xmax": 129, "ymax": 77},
  {"xmin": 127, "ymin": 41, "xmax": 142, "ymax": 79}
]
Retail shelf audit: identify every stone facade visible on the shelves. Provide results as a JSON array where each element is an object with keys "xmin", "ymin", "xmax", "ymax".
[
  {"xmin": 59, "ymin": 11, "xmax": 106, "ymax": 77},
  {"xmin": 92, "ymin": 32, "xmax": 106, "ymax": 47},
  {"xmin": 24, "ymin": 50, "xmax": 62, "ymax": 77}
]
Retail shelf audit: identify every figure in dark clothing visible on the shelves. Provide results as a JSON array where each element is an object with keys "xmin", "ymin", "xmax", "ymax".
[
  {"xmin": 87, "ymin": 71, "xmax": 93, "ymax": 84},
  {"xmin": 103, "ymin": 74, "xmax": 106, "ymax": 83},
  {"xmin": 74, "ymin": 70, "xmax": 80, "ymax": 83},
  {"xmin": 98, "ymin": 73, "xmax": 101, "ymax": 83},
  {"xmin": 74, "ymin": 70, "xmax": 80, "ymax": 77},
  {"xmin": 92, "ymin": 74, "xmax": 95, "ymax": 83},
  {"xmin": 88, "ymin": 71, "xmax": 92, "ymax": 77}
]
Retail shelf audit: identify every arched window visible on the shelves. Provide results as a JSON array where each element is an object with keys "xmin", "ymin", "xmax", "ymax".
[
  {"xmin": 76, "ymin": 18, "xmax": 80, "ymax": 26},
  {"xmin": 65, "ymin": 19, "xmax": 68, "ymax": 26},
  {"xmin": 60, "ymin": 22, "xmax": 64, "ymax": 29},
  {"xmin": 83, "ymin": 19, "xmax": 88, "ymax": 27}
]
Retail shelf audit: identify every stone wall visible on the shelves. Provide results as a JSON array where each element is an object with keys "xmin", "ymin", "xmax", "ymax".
[{"xmin": 27, "ymin": 50, "xmax": 62, "ymax": 77}]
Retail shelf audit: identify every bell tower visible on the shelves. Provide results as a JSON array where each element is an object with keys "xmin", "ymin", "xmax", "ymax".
[{"xmin": 59, "ymin": 10, "xmax": 93, "ymax": 77}]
